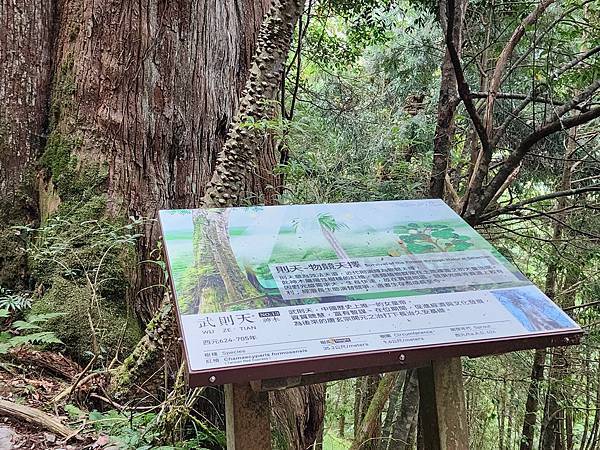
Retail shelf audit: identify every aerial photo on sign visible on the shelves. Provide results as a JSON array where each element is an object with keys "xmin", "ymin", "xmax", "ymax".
[{"xmin": 159, "ymin": 199, "xmax": 581, "ymax": 385}]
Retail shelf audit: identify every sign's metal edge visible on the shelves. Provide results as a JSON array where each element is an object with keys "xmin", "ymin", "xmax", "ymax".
[{"xmin": 186, "ymin": 328, "xmax": 582, "ymax": 388}]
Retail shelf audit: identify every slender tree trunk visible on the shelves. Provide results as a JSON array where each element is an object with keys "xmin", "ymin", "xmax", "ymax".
[
  {"xmin": 429, "ymin": 0, "xmax": 466, "ymax": 199},
  {"xmin": 350, "ymin": 372, "xmax": 399, "ymax": 450},
  {"xmin": 389, "ymin": 369, "xmax": 419, "ymax": 450},
  {"xmin": 271, "ymin": 383, "xmax": 326, "ymax": 450},
  {"xmin": 354, "ymin": 375, "xmax": 380, "ymax": 440},
  {"xmin": 541, "ymin": 274, "xmax": 578, "ymax": 450},
  {"xmin": 378, "ymin": 372, "xmax": 405, "ymax": 450},
  {"xmin": 539, "ymin": 127, "xmax": 578, "ymax": 450},
  {"xmin": 338, "ymin": 379, "xmax": 349, "ymax": 438},
  {"xmin": 586, "ymin": 367, "xmax": 600, "ymax": 450},
  {"xmin": 355, "ymin": 376, "xmax": 366, "ymax": 438},
  {"xmin": 579, "ymin": 354, "xmax": 591, "ymax": 450},
  {"xmin": 498, "ymin": 380, "xmax": 506, "ymax": 450},
  {"xmin": 521, "ymin": 125, "xmax": 578, "ymax": 450},
  {"xmin": 521, "ymin": 348, "xmax": 547, "ymax": 450},
  {"xmin": 429, "ymin": 47, "xmax": 457, "ymax": 199}
]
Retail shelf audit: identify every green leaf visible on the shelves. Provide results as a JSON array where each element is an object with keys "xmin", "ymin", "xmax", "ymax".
[
  {"xmin": 10, "ymin": 332, "xmax": 63, "ymax": 346},
  {"xmin": 64, "ymin": 404, "xmax": 86, "ymax": 420},
  {"xmin": 12, "ymin": 321, "xmax": 41, "ymax": 331},
  {"xmin": 27, "ymin": 313, "xmax": 65, "ymax": 323}
]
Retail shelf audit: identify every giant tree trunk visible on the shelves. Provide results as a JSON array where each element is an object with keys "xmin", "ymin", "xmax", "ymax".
[
  {"xmin": 44, "ymin": 0, "xmax": 278, "ymax": 320},
  {"xmin": 3, "ymin": 0, "xmax": 327, "ymax": 446},
  {"xmin": 8, "ymin": 0, "xmax": 271, "ymax": 400},
  {"xmin": 0, "ymin": 0, "xmax": 54, "ymax": 289}
]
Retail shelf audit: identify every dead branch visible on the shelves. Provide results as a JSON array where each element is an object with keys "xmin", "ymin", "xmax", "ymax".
[{"xmin": 0, "ymin": 398, "xmax": 74, "ymax": 438}]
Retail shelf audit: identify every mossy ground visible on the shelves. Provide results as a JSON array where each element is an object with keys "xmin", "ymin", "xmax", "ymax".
[
  {"xmin": 30, "ymin": 276, "xmax": 142, "ymax": 362},
  {"xmin": 27, "ymin": 124, "xmax": 142, "ymax": 363}
]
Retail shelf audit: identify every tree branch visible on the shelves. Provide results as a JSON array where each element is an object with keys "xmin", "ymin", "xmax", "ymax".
[
  {"xmin": 0, "ymin": 399, "xmax": 74, "ymax": 438},
  {"xmin": 470, "ymin": 107, "xmax": 600, "ymax": 223},
  {"xmin": 445, "ymin": 0, "xmax": 491, "ymax": 156},
  {"xmin": 553, "ymin": 78, "xmax": 600, "ymax": 118},
  {"xmin": 494, "ymin": 42, "xmax": 600, "ymax": 146},
  {"xmin": 553, "ymin": 44, "xmax": 600, "ymax": 80},
  {"xmin": 471, "ymin": 91, "xmax": 567, "ymax": 106},
  {"xmin": 483, "ymin": 0, "xmax": 556, "ymax": 136},
  {"xmin": 479, "ymin": 184, "xmax": 600, "ymax": 222}
]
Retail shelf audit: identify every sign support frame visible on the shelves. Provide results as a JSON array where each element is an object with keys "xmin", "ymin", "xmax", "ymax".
[
  {"xmin": 225, "ymin": 382, "xmax": 272, "ymax": 450},
  {"xmin": 418, "ymin": 357, "xmax": 469, "ymax": 449}
]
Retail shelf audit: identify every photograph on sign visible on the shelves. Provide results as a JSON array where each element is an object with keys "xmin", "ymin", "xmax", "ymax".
[{"xmin": 159, "ymin": 199, "xmax": 581, "ymax": 385}]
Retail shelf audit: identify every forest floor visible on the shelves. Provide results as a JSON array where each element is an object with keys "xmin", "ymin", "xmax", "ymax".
[
  {"xmin": 322, "ymin": 432, "xmax": 352, "ymax": 450},
  {"xmin": 0, "ymin": 363, "xmax": 106, "ymax": 449}
]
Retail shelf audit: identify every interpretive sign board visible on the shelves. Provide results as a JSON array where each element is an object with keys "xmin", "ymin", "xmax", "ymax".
[{"xmin": 159, "ymin": 199, "xmax": 582, "ymax": 387}]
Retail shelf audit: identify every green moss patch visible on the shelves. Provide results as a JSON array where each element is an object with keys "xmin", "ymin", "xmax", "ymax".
[{"xmin": 30, "ymin": 277, "xmax": 142, "ymax": 362}]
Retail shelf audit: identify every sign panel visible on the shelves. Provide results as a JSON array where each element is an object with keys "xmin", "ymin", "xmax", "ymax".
[{"xmin": 159, "ymin": 199, "xmax": 582, "ymax": 386}]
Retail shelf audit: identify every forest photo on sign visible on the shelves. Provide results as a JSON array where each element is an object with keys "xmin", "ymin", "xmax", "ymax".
[{"xmin": 0, "ymin": 0, "xmax": 599, "ymax": 449}]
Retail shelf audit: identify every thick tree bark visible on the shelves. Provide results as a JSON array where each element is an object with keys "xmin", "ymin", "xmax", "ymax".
[
  {"xmin": 0, "ymin": 0, "xmax": 53, "ymax": 209},
  {"xmin": 2, "ymin": 0, "xmax": 326, "ymax": 446},
  {"xmin": 45, "ymin": 0, "xmax": 274, "ymax": 320},
  {"xmin": 0, "ymin": 0, "xmax": 54, "ymax": 289}
]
